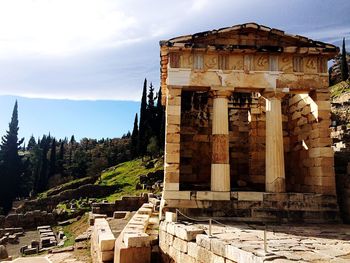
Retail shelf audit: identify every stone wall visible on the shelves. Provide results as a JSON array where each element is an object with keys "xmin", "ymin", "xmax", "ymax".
[
  {"xmin": 92, "ymin": 195, "xmax": 148, "ymax": 217},
  {"xmin": 19, "ymin": 184, "xmax": 117, "ymax": 212},
  {"xmin": 286, "ymin": 91, "xmax": 335, "ymax": 195},
  {"xmin": 228, "ymin": 106, "xmax": 249, "ymax": 188},
  {"xmin": 163, "ymin": 192, "xmax": 339, "ymax": 223},
  {"xmin": 0, "ymin": 210, "xmax": 55, "ymax": 229},
  {"xmin": 159, "ymin": 219, "xmax": 268, "ymax": 263},
  {"xmin": 248, "ymin": 97, "xmax": 266, "ymax": 190},
  {"xmin": 180, "ymin": 91, "xmax": 212, "ymax": 190}
]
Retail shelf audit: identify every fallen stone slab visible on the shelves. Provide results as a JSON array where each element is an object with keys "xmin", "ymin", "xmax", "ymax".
[
  {"xmin": 23, "ymin": 247, "xmax": 38, "ymax": 255},
  {"xmin": 4, "ymin": 227, "xmax": 24, "ymax": 234},
  {"xmin": 58, "ymin": 231, "xmax": 65, "ymax": 239},
  {"xmin": 8, "ymin": 234, "xmax": 19, "ymax": 244},
  {"xmin": 113, "ymin": 211, "xmax": 129, "ymax": 219},
  {"xmin": 37, "ymin": 226, "xmax": 51, "ymax": 231},
  {"xmin": 75, "ymin": 233, "xmax": 90, "ymax": 242},
  {"xmin": 50, "ymin": 245, "xmax": 74, "ymax": 254},
  {"xmin": 0, "ymin": 236, "xmax": 7, "ymax": 245}
]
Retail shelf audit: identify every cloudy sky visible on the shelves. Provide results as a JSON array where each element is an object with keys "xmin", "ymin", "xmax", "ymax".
[{"xmin": 0, "ymin": 0, "xmax": 349, "ymax": 140}]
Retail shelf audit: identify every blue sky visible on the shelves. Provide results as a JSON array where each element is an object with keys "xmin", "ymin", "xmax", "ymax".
[
  {"xmin": 0, "ymin": 0, "xmax": 349, "ymax": 141},
  {"xmin": 0, "ymin": 96, "xmax": 139, "ymax": 141}
]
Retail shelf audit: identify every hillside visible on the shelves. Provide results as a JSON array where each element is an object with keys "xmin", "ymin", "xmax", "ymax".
[
  {"xmin": 330, "ymin": 80, "xmax": 350, "ymax": 125},
  {"xmin": 17, "ymin": 157, "xmax": 163, "ymax": 215},
  {"xmin": 97, "ymin": 157, "xmax": 164, "ymax": 202}
]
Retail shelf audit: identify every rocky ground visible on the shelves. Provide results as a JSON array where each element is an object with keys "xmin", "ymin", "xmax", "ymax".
[{"xmin": 6, "ymin": 230, "xmax": 39, "ymax": 259}]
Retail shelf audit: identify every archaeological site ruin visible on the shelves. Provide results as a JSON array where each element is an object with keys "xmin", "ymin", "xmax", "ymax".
[{"xmin": 160, "ymin": 22, "xmax": 340, "ymax": 222}]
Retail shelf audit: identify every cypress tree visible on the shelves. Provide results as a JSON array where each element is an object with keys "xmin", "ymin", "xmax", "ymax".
[
  {"xmin": 27, "ymin": 135, "xmax": 36, "ymax": 151},
  {"xmin": 57, "ymin": 141, "xmax": 65, "ymax": 175},
  {"xmin": 138, "ymin": 78, "xmax": 148, "ymax": 155},
  {"xmin": 131, "ymin": 113, "xmax": 139, "ymax": 158},
  {"xmin": 156, "ymin": 88, "xmax": 165, "ymax": 151},
  {"xmin": 147, "ymin": 83, "xmax": 155, "ymax": 109},
  {"xmin": 37, "ymin": 135, "xmax": 50, "ymax": 192},
  {"xmin": 49, "ymin": 138, "xmax": 56, "ymax": 177},
  {"xmin": 0, "ymin": 101, "xmax": 24, "ymax": 213},
  {"xmin": 341, "ymin": 38, "xmax": 349, "ymax": 81}
]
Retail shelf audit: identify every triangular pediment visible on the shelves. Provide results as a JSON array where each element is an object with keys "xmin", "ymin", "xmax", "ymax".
[{"xmin": 160, "ymin": 23, "xmax": 338, "ymax": 52}]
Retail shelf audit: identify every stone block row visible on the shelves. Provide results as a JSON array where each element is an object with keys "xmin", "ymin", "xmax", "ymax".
[{"xmin": 159, "ymin": 220, "xmax": 284, "ymax": 263}]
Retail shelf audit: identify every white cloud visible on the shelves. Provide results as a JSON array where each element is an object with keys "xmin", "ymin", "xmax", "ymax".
[
  {"xmin": 0, "ymin": 0, "xmax": 140, "ymax": 57},
  {"xmin": 0, "ymin": 0, "xmax": 349, "ymax": 101}
]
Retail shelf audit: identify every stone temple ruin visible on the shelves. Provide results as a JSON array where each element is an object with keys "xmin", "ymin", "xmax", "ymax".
[{"xmin": 159, "ymin": 23, "xmax": 340, "ymax": 222}]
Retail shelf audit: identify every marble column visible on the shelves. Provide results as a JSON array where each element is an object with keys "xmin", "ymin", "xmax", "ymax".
[
  {"xmin": 211, "ymin": 90, "xmax": 231, "ymax": 192},
  {"xmin": 265, "ymin": 93, "xmax": 286, "ymax": 193}
]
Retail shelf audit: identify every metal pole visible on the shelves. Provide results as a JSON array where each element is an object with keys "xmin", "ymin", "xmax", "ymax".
[
  {"xmin": 209, "ymin": 219, "xmax": 212, "ymax": 236},
  {"xmin": 264, "ymin": 224, "xmax": 267, "ymax": 253}
]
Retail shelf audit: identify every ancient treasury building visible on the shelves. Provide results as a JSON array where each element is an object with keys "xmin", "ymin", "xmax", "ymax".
[{"xmin": 160, "ymin": 23, "xmax": 340, "ymax": 222}]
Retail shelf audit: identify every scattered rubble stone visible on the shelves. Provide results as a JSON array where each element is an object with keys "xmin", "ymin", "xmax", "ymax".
[{"xmin": 0, "ymin": 245, "xmax": 9, "ymax": 260}]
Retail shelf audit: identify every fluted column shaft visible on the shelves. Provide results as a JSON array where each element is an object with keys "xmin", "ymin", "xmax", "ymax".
[
  {"xmin": 211, "ymin": 90, "xmax": 231, "ymax": 192},
  {"xmin": 265, "ymin": 94, "xmax": 285, "ymax": 192}
]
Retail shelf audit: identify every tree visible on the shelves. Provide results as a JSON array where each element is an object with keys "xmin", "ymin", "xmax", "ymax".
[
  {"xmin": 56, "ymin": 141, "xmax": 65, "ymax": 175},
  {"xmin": 138, "ymin": 78, "xmax": 148, "ymax": 155},
  {"xmin": 156, "ymin": 88, "xmax": 165, "ymax": 152},
  {"xmin": 0, "ymin": 101, "xmax": 24, "ymax": 213},
  {"xmin": 341, "ymin": 38, "xmax": 349, "ymax": 81},
  {"xmin": 49, "ymin": 138, "xmax": 56, "ymax": 177},
  {"xmin": 147, "ymin": 136, "xmax": 159, "ymax": 159},
  {"xmin": 147, "ymin": 83, "xmax": 155, "ymax": 109},
  {"xmin": 130, "ymin": 113, "xmax": 139, "ymax": 158}
]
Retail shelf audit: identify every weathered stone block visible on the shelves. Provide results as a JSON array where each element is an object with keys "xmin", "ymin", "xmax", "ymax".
[
  {"xmin": 165, "ymin": 212, "xmax": 177, "ymax": 223},
  {"xmin": 238, "ymin": 192, "xmax": 263, "ymax": 201},
  {"xmin": 197, "ymin": 245, "xmax": 213, "ymax": 263},
  {"xmin": 173, "ymin": 236, "xmax": 188, "ymax": 253},
  {"xmin": 196, "ymin": 234, "xmax": 211, "ymax": 250},
  {"xmin": 210, "ymin": 237, "xmax": 226, "ymax": 257},
  {"xmin": 123, "ymin": 233, "xmax": 150, "ymax": 248},
  {"xmin": 187, "ymin": 242, "xmax": 199, "ymax": 258},
  {"xmin": 174, "ymin": 225, "xmax": 204, "ymax": 241}
]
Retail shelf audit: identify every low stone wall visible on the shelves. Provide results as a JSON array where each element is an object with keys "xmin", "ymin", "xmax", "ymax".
[
  {"xmin": 163, "ymin": 192, "xmax": 340, "ymax": 223},
  {"xmin": 92, "ymin": 195, "xmax": 148, "ymax": 217},
  {"xmin": 91, "ymin": 218, "xmax": 116, "ymax": 263},
  {"xmin": 159, "ymin": 214, "xmax": 350, "ymax": 263},
  {"xmin": 159, "ymin": 219, "xmax": 242, "ymax": 263},
  {"xmin": 0, "ymin": 210, "xmax": 55, "ymax": 229},
  {"xmin": 19, "ymin": 184, "xmax": 117, "ymax": 212},
  {"xmin": 114, "ymin": 202, "xmax": 160, "ymax": 263}
]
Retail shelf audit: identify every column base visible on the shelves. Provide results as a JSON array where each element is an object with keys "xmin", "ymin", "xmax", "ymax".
[
  {"xmin": 211, "ymin": 164, "xmax": 230, "ymax": 192},
  {"xmin": 266, "ymin": 177, "xmax": 285, "ymax": 193}
]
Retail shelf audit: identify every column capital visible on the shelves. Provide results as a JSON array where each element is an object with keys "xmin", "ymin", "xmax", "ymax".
[
  {"xmin": 210, "ymin": 90, "xmax": 232, "ymax": 99},
  {"xmin": 262, "ymin": 90, "xmax": 286, "ymax": 100}
]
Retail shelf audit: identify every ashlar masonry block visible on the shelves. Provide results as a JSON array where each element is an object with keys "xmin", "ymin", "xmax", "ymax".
[
  {"xmin": 165, "ymin": 212, "xmax": 177, "ymax": 223},
  {"xmin": 123, "ymin": 232, "xmax": 150, "ymax": 248},
  {"xmin": 174, "ymin": 225, "xmax": 205, "ymax": 241},
  {"xmin": 173, "ymin": 236, "xmax": 188, "ymax": 253}
]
